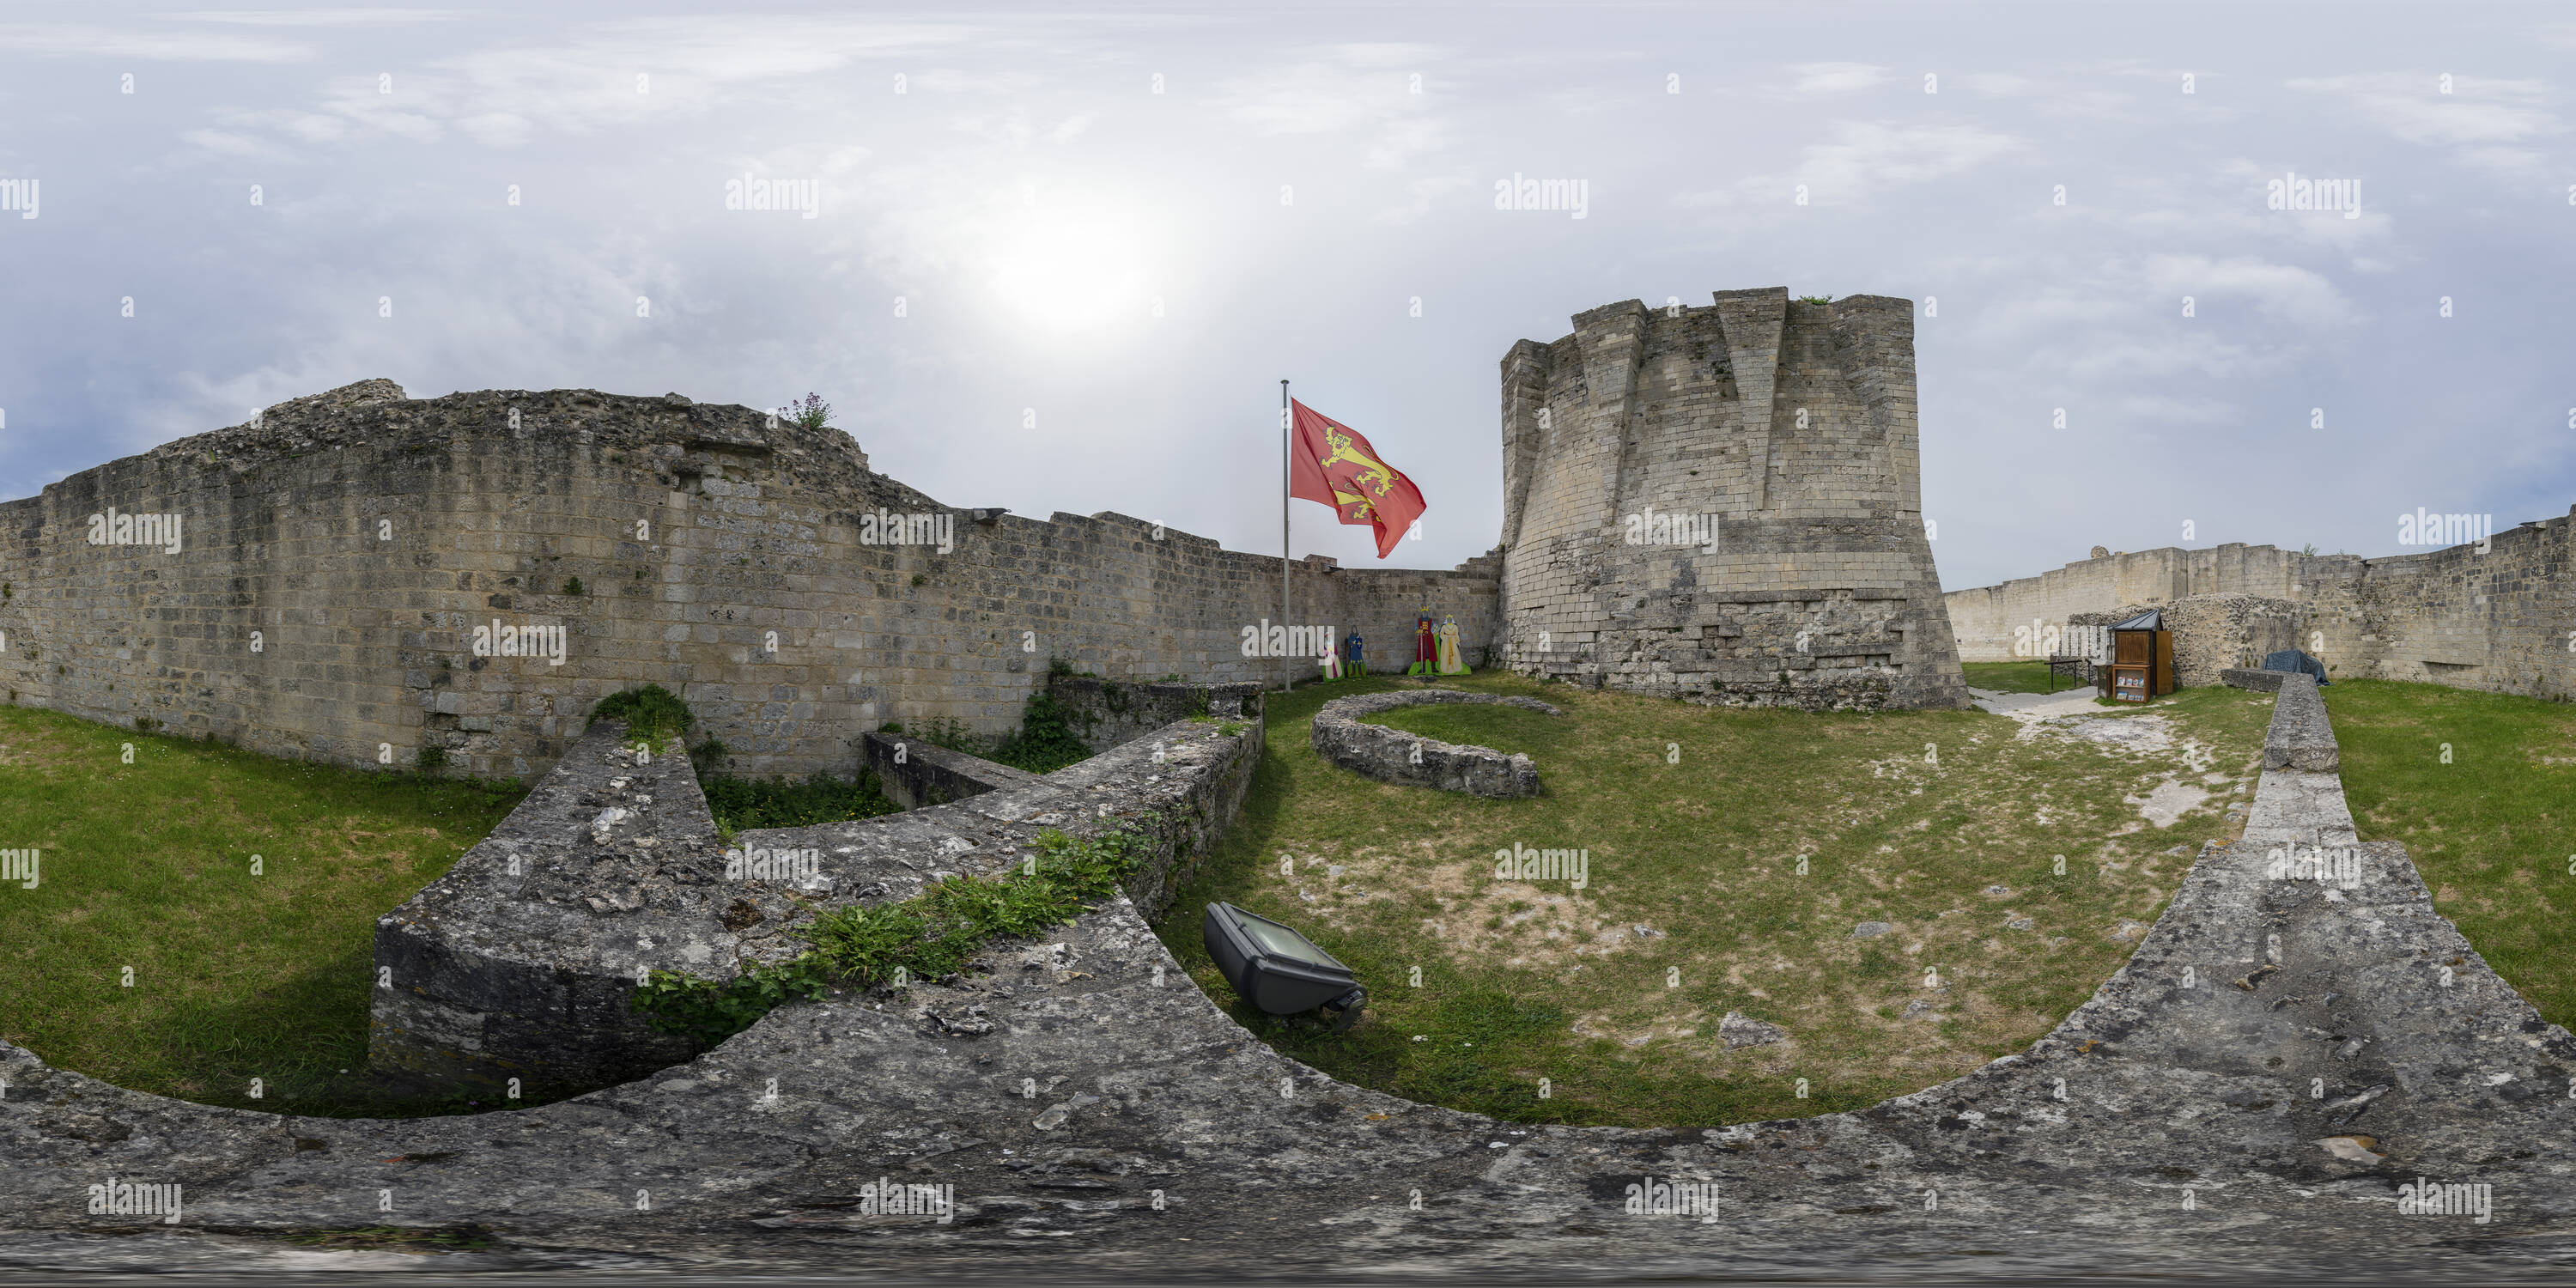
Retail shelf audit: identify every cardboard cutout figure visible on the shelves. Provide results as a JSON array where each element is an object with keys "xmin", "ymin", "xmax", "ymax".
[{"xmin": 1434, "ymin": 615, "xmax": 1468, "ymax": 675}]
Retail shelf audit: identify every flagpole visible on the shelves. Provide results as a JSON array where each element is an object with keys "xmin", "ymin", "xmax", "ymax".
[{"xmin": 1279, "ymin": 379, "xmax": 1291, "ymax": 694}]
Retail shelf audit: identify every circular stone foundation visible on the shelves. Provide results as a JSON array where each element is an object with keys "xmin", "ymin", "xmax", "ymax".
[{"xmin": 1309, "ymin": 689, "xmax": 1559, "ymax": 797}]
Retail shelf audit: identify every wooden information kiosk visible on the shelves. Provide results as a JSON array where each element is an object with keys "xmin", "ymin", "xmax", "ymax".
[{"xmin": 2104, "ymin": 609, "xmax": 2173, "ymax": 703}]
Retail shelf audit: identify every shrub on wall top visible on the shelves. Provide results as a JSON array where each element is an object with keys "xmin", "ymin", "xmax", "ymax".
[{"xmin": 591, "ymin": 683, "xmax": 694, "ymax": 744}]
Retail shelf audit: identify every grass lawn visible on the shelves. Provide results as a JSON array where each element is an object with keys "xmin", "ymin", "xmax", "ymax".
[
  {"xmin": 2326, "ymin": 679, "xmax": 2576, "ymax": 1028},
  {"xmin": 1155, "ymin": 671, "xmax": 2272, "ymax": 1129},
  {"xmin": 1963, "ymin": 659, "xmax": 2095, "ymax": 696},
  {"xmin": 0, "ymin": 703, "xmax": 526, "ymax": 1116}
]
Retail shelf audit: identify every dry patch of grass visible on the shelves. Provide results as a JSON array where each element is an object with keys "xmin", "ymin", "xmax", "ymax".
[{"xmin": 1157, "ymin": 672, "xmax": 2271, "ymax": 1128}]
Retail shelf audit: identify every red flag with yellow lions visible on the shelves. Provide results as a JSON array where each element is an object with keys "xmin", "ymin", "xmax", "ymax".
[{"xmin": 1286, "ymin": 399, "xmax": 1427, "ymax": 558}]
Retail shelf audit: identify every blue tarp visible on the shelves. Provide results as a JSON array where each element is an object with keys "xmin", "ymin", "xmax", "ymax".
[{"xmin": 2261, "ymin": 648, "xmax": 2330, "ymax": 685}]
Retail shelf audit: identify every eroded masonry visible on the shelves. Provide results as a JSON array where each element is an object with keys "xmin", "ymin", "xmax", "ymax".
[{"xmin": 0, "ymin": 287, "xmax": 1971, "ymax": 793}]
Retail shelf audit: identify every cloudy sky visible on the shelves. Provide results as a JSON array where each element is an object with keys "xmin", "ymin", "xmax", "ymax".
[{"xmin": 1, "ymin": 2, "xmax": 2569, "ymax": 591}]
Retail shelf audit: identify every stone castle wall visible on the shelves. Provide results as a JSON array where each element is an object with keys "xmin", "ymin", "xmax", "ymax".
[
  {"xmin": 1946, "ymin": 513, "xmax": 2576, "ymax": 702},
  {"xmin": 2068, "ymin": 592, "xmax": 2306, "ymax": 690},
  {"xmin": 0, "ymin": 380, "xmax": 1498, "ymax": 779},
  {"xmin": 1496, "ymin": 289, "xmax": 1967, "ymax": 710}
]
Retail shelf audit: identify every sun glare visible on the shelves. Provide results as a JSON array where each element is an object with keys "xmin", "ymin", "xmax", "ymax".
[{"xmin": 984, "ymin": 209, "xmax": 1152, "ymax": 330}]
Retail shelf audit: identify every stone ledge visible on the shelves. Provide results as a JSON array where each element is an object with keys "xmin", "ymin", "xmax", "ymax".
[
  {"xmin": 368, "ymin": 716, "xmax": 721, "ymax": 1091},
  {"xmin": 1048, "ymin": 677, "xmax": 1265, "ymax": 755},
  {"xmin": 369, "ymin": 699, "xmax": 1261, "ymax": 1095},
  {"xmin": 2222, "ymin": 666, "xmax": 2288, "ymax": 692},
  {"xmin": 861, "ymin": 732, "xmax": 1045, "ymax": 811},
  {"xmin": 1310, "ymin": 690, "xmax": 1556, "ymax": 798},
  {"xmin": 2265, "ymin": 672, "xmax": 2339, "ymax": 771}
]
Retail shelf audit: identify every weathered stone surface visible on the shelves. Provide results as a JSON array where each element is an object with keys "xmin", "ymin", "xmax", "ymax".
[
  {"xmin": 1717, "ymin": 1011, "xmax": 1787, "ymax": 1048},
  {"xmin": 1309, "ymin": 689, "xmax": 1556, "ymax": 797},
  {"xmin": 1047, "ymin": 677, "xmax": 1265, "ymax": 755},
  {"xmin": 2063, "ymin": 593, "xmax": 2306, "ymax": 690},
  {"xmin": 2265, "ymin": 672, "xmax": 2339, "ymax": 772},
  {"xmin": 860, "ymin": 731, "xmax": 1046, "ymax": 811},
  {"xmin": 1498, "ymin": 290, "xmax": 1970, "ymax": 713},
  {"xmin": 2223, "ymin": 665, "xmax": 2290, "ymax": 692},
  {"xmin": 1947, "ymin": 515, "xmax": 2576, "ymax": 705},
  {"xmin": 10, "ymin": 674, "xmax": 2576, "ymax": 1277},
  {"xmin": 369, "ymin": 704, "xmax": 1261, "ymax": 1097},
  {"xmin": 368, "ymin": 716, "xmax": 718, "ymax": 1091},
  {"xmin": 0, "ymin": 381, "xmax": 1495, "ymax": 780}
]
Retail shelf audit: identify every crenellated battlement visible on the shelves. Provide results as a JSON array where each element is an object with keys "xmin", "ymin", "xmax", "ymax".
[{"xmin": 1498, "ymin": 287, "xmax": 1967, "ymax": 710}]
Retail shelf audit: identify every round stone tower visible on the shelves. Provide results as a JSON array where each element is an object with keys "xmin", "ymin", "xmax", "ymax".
[{"xmin": 1497, "ymin": 288, "xmax": 1969, "ymax": 710}]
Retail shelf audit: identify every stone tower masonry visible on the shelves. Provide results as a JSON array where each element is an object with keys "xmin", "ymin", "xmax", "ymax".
[{"xmin": 1498, "ymin": 288, "xmax": 1970, "ymax": 710}]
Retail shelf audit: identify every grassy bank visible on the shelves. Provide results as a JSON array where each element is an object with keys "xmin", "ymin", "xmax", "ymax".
[
  {"xmin": 2326, "ymin": 678, "xmax": 2576, "ymax": 1027},
  {"xmin": 1963, "ymin": 659, "xmax": 2094, "ymax": 696},
  {"xmin": 1155, "ymin": 671, "xmax": 2269, "ymax": 1128},
  {"xmin": 0, "ymin": 703, "xmax": 525, "ymax": 1115}
]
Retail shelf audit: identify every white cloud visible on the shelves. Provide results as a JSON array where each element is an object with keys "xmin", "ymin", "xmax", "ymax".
[
  {"xmin": 1678, "ymin": 120, "xmax": 2027, "ymax": 208},
  {"xmin": 1788, "ymin": 62, "xmax": 1889, "ymax": 95},
  {"xmin": 2288, "ymin": 73, "xmax": 2563, "ymax": 174},
  {"xmin": 167, "ymin": 15, "xmax": 976, "ymax": 157},
  {"xmin": 161, "ymin": 9, "xmax": 467, "ymax": 25},
  {"xmin": 1213, "ymin": 44, "xmax": 1454, "ymax": 171},
  {"xmin": 2137, "ymin": 253, "xmax": 2354, "ymax": 330},
  {"xmin": 0, "ymin": 22, "xmax": 311, "ymax": 61},
  {"xmin": 1372, "ymin": 173, "xmax": 1470, "ymax": 225}
]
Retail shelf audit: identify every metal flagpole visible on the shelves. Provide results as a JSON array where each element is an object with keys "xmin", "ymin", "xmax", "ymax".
[{"xmin": 1280, "ymin": 380, "xmax": 1291, "ymax": 693}]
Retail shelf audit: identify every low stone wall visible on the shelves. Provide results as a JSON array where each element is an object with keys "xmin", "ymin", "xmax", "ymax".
[
  {"xmin": 1310, "ymin": 690, "xmax": 1557, "ymax": 798},
  {"xmin": 2264, "ymin": 672, "xmax": 2339, "ymax": 771},
  {"xmin": 372, "ymin": 702, "xmax": 1260, "ymax": 1096},
  {"xmin": 368, "ymin": 717, "xmax": 722, "ymax": 1091},
  {"xmin": 2221, "ymin": 666, "xmax": 2288, "ymax": 692},
  {"xmin": 1046, "ymin": 677, "xmax": 1265, "ymax": 755},
  {"xmin": 860, "ymin": 731, "xmax": 1045, "ymax": 811}
]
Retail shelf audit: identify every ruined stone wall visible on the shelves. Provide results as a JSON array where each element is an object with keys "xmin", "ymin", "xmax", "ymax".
[
  {"xmin": 1944, "ymin": 542, "xmax": 2356, "ymax": 662},
  {"xmin": 2069, "ymin": 593, "xmax": 2306, "ymax": 690},
  {"xmin": 1946, "ymin": 509, "xmax": 2576, "ymax": 702},
  {"xmin": 0, "ymin": 381, "xmax": 1498, "ymax": 780},
  {"xmin": 1496, "ymin": 289, "xmax": 1967, "ymax": 711}
]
